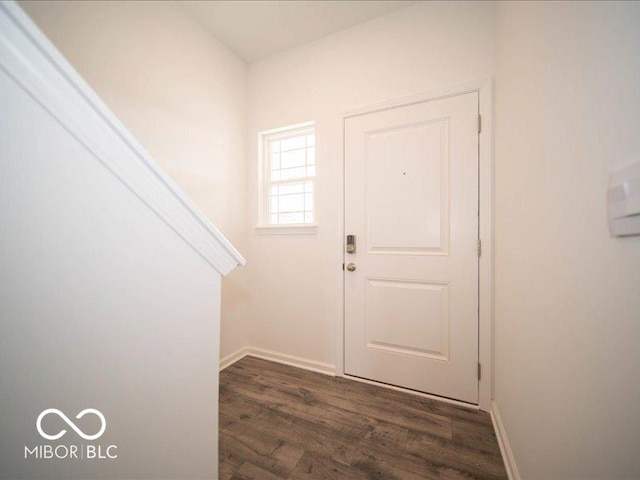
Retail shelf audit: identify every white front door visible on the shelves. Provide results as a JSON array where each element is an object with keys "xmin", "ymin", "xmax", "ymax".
[{"xmin": 344, "ymin": 92, "xmax": 479, "ymax": 404}]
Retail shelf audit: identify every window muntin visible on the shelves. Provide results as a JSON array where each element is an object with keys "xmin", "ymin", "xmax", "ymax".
[{"xmin": 262, "ymin": 125, "xmax": 315, "ymax": 225}]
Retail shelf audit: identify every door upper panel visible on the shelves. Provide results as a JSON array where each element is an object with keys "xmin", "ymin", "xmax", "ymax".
[{"xmin": 365, "ymin": 118, "xmax": 450, "ymax": 255}]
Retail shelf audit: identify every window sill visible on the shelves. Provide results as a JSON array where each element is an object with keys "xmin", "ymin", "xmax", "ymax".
[{"xmin": 254, "ymin": 224, "xmax": 318, "ymax": 235}]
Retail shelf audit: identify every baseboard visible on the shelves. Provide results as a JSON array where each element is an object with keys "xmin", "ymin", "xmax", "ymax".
[
  {"xmin": 247, "ymin": 347, "xmax": 336, "ymax": 376},
  {"xmin": 490, "ymin": 400, "xmax": 521, "ymax": 480},
  {"xmin": 219, "ymin": 347, "xmax": 249, "ymax": 371}
]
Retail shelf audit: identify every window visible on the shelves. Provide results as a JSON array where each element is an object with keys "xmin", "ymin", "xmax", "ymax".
[{"xmin": 259, "ymin": 123, "xmax": 316, "ymax": 228}]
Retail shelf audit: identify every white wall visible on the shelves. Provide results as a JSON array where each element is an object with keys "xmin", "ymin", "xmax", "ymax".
[
  {"xmin": 247, "ymin": 1, "xmax": 495, "ymax": 368},
  {"xmin": 494, "ymin": 2, "xmax": 640, "ymax": 478},
  {"xmin": 0, "ymin": 47, "xmax": 222, "ymax": 477},
  {"xmin": 20, "ymin": 0, "xmax": 250, "ymax": 360}
]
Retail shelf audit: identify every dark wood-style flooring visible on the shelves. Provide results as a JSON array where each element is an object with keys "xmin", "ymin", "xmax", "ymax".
[{"xmin": 219, "ymin": 357, "xmax": 507, "ymax": 480}]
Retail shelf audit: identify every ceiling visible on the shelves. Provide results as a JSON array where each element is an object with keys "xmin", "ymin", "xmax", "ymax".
[{"xmin": 179, "ymin": 1, "xmax": 417, "ymax": 64}]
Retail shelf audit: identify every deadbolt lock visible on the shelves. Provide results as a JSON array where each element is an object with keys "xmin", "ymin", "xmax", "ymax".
[{"xmin": 346, "ymin": 235, "xmax": 356, "ymax": 254}]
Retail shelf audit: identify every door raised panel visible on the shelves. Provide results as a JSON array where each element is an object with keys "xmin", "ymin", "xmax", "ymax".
[
  {"xmin": 365, "ymin": 278, "xmax": 450, "ymax": 361},
  {"xmin": 365, "ymin": 118, "xmax": 450, "ymax": 255}
]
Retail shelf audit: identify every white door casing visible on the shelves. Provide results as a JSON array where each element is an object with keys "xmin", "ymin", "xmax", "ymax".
[{"xmin": 344, "ymin": 92, "xmax": 479, "ymax": 404}]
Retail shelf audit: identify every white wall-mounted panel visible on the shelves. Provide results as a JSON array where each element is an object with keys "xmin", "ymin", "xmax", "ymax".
[{"xmin": 608, "ymin": 160, "xmax": 640, "ymax": 236}]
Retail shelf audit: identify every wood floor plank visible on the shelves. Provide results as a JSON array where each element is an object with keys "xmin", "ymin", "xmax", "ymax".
[
  {"xmin": 230, "ymin": 462, "xmax": 285, "ymax": 480},
  {"xmin": 351, "ymin": 443, "xmax": 442, "ymax": 480},
  {"xmin": 220, "ymin": 429, "xmax": 304, "ymax": 478},
  {"xmin": 363, "ymin": 419, "xmax": 410, "ymax": 452},
  {"xmin": 219, "ymin": 357, "xmax": 507, "ymax": 480},
  {"xmin": 451, "ymin": 419, "xmax": 502, "ymax": 456},
  {"xmin": 288, "ymin": 452, "xmax": 368, "ymax": 480},
  {"xmin": 219, "ymin": 446, "xmax": 244, "ymax": 480},
  {"xmin": 335, "ymin": 376, "xmax": 491, "ymax": 427},
  {"xmin": 223, "ymin": 404, "xmax": 361, "ymax": 467},
  {"xmin": 404, "ymin": 431, "xmax": 507, "ymax": 480},
  {"xmin": 355, "ymin": 430, "xmax": 495, "ymax": 480},
  {"xmin": 222, "ymin": 373, "xmax": 378, "ymax": 435},
  {"xmin": 235, "ymin": 357, "xmax": 489, "ymax": 426}
]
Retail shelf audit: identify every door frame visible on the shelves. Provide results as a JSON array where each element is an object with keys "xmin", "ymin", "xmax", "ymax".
[{"xmin": 337, "ymin": 79, "xmax": 494, "ymax": 411}]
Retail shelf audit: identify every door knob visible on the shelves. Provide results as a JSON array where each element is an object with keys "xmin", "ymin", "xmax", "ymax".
[{"xmin": 346, "ymin": 263, "xmax": 357, "ymax": 272}]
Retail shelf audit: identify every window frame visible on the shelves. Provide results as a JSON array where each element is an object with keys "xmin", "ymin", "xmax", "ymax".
[{"xmin": 256, "ymin": 122, "xmax": 317, "ymax": 234}]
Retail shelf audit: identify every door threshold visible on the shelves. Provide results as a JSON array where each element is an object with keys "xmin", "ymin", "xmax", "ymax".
[{"xmin": 343, "ymin": 373, "xmax": 479, "ymax": 410}]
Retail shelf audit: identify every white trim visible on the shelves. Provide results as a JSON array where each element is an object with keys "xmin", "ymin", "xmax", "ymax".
[
  {"xmin": 338, "ymin": 79, "xmax": 494, "ymax": 412},
  {"xmin": 219, "ymin": 347, "xmax": 250, "ymax": 371},
  {"xmin": 254, "ymin": 224, "xmax": 318, "ymax": 235},
  {"xmin": 490, "ymin": 401, "xmax": 521, "ymax": 480},
  {"xmin": 0, "ymin": 1, "xmax": 245, "ymax": 276},
  {"xmin": 478, "ymin": 78, "xmax": 494, "ymax": 411},
  {"xmin": 247, "ymin": 347, "xmax": 336, "ymax": 376},
  {"xmin": 335, "ymin": 117, "xmax": 347, "ymax": 378},
  {"xmin": 344, "ymin": 374, "xmax": 480, "ymax": 410},
  {"xmin": 342, "ymin": 80, "xmax": 490, "ymax": 119},
  {"xmin": 259, "ymin": 121, "xmax": 316, "ymax": 137}
]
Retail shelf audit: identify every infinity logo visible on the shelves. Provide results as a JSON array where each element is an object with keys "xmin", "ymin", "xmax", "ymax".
[{"xmin": 36, "ymin": 409, "xmax": 106, "ymax": 441}]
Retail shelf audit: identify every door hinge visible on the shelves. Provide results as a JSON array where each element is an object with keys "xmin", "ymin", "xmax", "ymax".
[
  {"xmin": 478, "ymin": 114, "xmax": 482, "ymax": 134},
  {"xmin": 478, "ymin": 363, "xmax": 482, "ymax": 381},
  {"xmin": 477, "ymin": 239, "xmax": 482, "ymax": 257}
]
